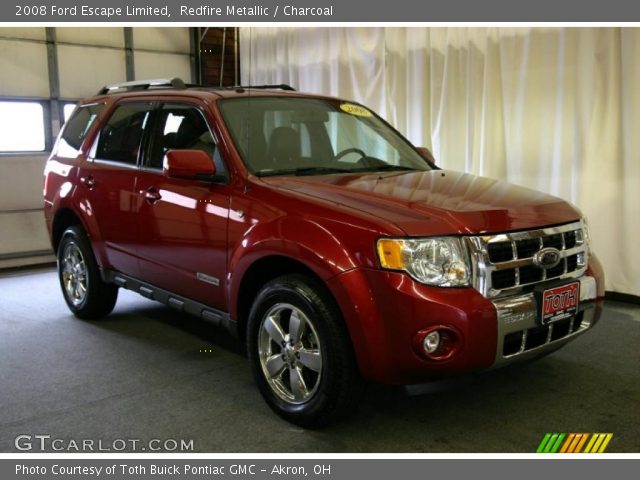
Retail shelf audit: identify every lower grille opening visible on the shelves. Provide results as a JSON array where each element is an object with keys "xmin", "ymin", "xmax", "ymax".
[
  {"xmin": 503, "ymin": 332, "xmax": 523, "ymax": 356},
  {"xmin": 502, "ymin": 311, "xmax": 586, "ymax": 358},
  {"xmin": 551, "ymin": 318, "xmax": 572, "ymax": 341},
  {"xmin": 573, "ymin": 311, "xmax": 585, "ymax": 331},
  {"xmin": 525, "ymin": 326, "xmax": 548, "ymax": 350}
]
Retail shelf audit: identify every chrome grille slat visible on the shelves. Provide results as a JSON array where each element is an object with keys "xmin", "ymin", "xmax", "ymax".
[
  {"xmin": 511, "ymin": 241, "xmax": 520, "ymax": 286},
  {"xmin": 519, "ymin": 330, "xmax": 527, "ymax": 354},
  {"xmin": 468, "ymin": 220, "xmax": 589, "ymax": 299},
  {"xmin": 546, "ymin": 323, "xmax": 554, "ymax": 343}
]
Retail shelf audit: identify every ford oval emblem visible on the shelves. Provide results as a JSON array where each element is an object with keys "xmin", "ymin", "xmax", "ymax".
[{"xmin": 533, "ymin": 247, "xmax": 562, "ymax": 269}]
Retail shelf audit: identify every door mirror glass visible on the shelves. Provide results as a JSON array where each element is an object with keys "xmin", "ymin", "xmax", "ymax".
[{"xmin": 163, "ymin": 149, "xmax": 216, "ymax": 180}]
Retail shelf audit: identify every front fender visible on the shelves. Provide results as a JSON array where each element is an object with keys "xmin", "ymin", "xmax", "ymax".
[{"xmin": 226, "ymin": 215, "xmax": 368, "ymax": 321}]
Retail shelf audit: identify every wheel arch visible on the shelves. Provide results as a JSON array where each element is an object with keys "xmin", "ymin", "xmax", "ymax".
[
  {"xmin": 233, "ymin": 254, "xmax": 331, "ymax": 344},
  {"xmin": 51, "ymin": 208, "xmax": 84, "ymax": 253}
]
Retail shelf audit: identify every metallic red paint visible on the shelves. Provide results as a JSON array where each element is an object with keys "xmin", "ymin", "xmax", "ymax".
[
  {"xmin": 44, "ymin": 89, "xmax": 605, "ymax": 386},
  {"xmin": 261, "ymin": 170, "xmax": 582, "ymax": 236},
  {"xmin": 326, "ymin": 268, "xmax": 498, "ymax": 384},
  {"xmin": 163, "ymin": 149, "xmax": 217, "ymax": 179}
]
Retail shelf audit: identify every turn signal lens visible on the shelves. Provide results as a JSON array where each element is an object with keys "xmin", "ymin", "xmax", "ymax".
[{"xmin": 377, "ymin": 239, "xmax": 406, "ymax": 270}]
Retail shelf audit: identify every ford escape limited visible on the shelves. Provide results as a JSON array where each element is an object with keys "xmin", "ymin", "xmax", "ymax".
[{"xmin": 44, "ymin": 78, "xmax": 605, "ymax": 427}]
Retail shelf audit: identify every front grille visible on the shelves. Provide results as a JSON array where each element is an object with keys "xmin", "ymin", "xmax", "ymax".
[
  {"xmin": 502, "ymin": 311, "xmax": 586, "ymax": 357},
  {"xmin": 468, "ymin": 220, "xmax": 589, "ymax": 298},
  {"xmin": 486, "ymin": 230, "xmax": 581, "ymax": 264},
  {"xmin": 487, "ymin": 242, "xmax": 513, "ymax": 262}
]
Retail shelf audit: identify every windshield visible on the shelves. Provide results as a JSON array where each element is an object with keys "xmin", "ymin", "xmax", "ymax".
[{"xmin": 218, "ymin": 97, "xmax": 432, "ymax": 176}]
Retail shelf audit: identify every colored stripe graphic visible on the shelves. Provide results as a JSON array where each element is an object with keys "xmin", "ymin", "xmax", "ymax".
[
  {"xmin": 560, "ymin": 433, "xmax": 576, "ymax": 453},
  {"xmin": 537, "ymin": 433, "xmax": 613, "ymax": 453},
  {"xmin": 584, "ymin": 433, "xmax": 598, "ymax": 453},
  {"xmin": 584, "ymin": 433, "xmax": 614, "ymax": 453},
  {"xmin": 550, "ymin": 433, "xmax": 566, "ymax": 453},
  {"xmin": 568, "ymin": 433, "xmax": 583, "ymax": 453},
  {"xmin": 574, "ymin": 433, "xmax": 589, "ymax": 453},
  {"xmin": 537, "ymin": 433, "xmax": 552, "ymax": 453},
  {"xmin": 598, "ymin": 434, "xmax": 614, "ymax": 453}
]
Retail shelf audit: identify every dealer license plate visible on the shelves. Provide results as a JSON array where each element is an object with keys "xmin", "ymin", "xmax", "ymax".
[{"xmin": 538, "ymin": 281, "xmax": 580, "ymax": 325}]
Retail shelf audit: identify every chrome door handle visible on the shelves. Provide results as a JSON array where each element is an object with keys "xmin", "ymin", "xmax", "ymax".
[
  {"xmin": 80, "ymin": 175, "xmax": 96, "ymax": 189},
  {"xmin": 141, "ymin": 187, "xmax": 162, "ymax": 204}
]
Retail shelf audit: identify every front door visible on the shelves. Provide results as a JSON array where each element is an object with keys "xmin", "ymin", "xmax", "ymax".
[{"xmin": 135, "ymin": 102, "xmax": 230, "ymax": 310}]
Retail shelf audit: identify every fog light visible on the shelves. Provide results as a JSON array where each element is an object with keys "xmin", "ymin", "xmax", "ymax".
[
  {"xmin": 423, "ymin": 331, "xmax": 440, "ymax": 354},
  {"xmin": 413, "ymin": 326, "xmax": 462, "ymax": 361}
]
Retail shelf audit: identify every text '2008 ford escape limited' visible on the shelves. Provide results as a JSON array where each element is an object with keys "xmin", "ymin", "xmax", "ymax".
[{"xmin": 44, "ymin": 78, "xmax": 605, "ymax": 427}]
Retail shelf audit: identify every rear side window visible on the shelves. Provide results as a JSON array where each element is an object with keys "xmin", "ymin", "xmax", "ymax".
[
  {"xmin": 57, "ymin": 104, "xmax": 104, "ymax": 158},
  {"xmin": 95, "ymin": 103, "xmax": 153, "ymax": 165}
]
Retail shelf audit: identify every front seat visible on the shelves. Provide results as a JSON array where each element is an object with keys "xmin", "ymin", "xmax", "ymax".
[
  {"xmin": 175, "ymin": 113, "xmax": 209, "ymax": 151},
  {"xmin": 267, "ymin": 127, "xmax": 300, "ymax": 168}
]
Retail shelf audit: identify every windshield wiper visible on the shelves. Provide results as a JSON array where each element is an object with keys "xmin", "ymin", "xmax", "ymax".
[
  {"xmin": 257, "ymin": 167, "xmax": 354, "ymax": 177},
  {"xmin": 356, "ymin": 165, "xmax": 420, "ymax": 172}
]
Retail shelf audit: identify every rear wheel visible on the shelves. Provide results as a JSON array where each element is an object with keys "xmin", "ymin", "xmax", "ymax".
[
  {"xmin": 248, "ymin": 274, "xmax": 363, "ymax": 428},
  {"xmin": 57, "ymin": 226, "xmax": 118, "ymax": 319}
]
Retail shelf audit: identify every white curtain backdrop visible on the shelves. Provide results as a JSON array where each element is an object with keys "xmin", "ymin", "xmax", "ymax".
[{"xmin": 240, "ymin": 27, "xmax": 640, "ymax": 297}]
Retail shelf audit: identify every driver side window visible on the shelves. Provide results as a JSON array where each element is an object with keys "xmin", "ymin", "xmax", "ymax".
[{"xmin": 147, "ymin": 104, "xmax": 227, "ymax": 180}]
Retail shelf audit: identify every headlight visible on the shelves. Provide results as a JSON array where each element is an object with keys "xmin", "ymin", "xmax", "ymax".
[
  {"xmin": 578, "ymin": 218, "xmax": 591, "ymax": 267},
  {"xmin": 581, "ymin": 218, "xmax": 591, "ymax": 247},
  {"xmin": 377, "ymin": 237, "xmax": 471, "ymax": 286}
]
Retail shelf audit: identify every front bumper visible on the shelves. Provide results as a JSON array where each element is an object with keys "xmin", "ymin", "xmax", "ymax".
[
  {"xmin": 327, "ymin": 266, "xmax": 603, "ymax": 385},
  {"xmin": 491, "ymin": 275, "xmax": 600, "ymax": 368}
]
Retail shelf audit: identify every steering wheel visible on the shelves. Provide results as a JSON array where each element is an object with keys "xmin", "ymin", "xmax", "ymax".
[{"xmin": 334, "ymin": 148, "xmax": 367, "ymax": 162}]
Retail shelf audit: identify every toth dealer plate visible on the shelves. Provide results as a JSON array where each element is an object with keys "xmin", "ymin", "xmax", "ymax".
[{"xmin": 536, "ymin": 281, "xmax": 580, "ymax": 325}]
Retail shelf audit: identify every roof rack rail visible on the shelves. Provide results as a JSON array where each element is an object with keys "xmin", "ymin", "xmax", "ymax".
[
  {"xmin": 231, "ymin": 84, "xmax": 296, "ymax": 91},
  {"xmin": 98, "ymin": 78, "xmax": 187, "ymax": 95}
]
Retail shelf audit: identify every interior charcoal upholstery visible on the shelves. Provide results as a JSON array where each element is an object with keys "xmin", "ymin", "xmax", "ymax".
[{"xmin": 267, "ymin": 126, "xmax": 301, "ymax": 167}]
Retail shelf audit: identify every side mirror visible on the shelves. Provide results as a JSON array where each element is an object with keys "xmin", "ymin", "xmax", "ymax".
[
  {"xmin": 416, "ymin": 147, "xmax": 436, "ymax": 164},
  {"xmin": 163, "ymin": 150, "xmax": 216, "ymax": 180}
]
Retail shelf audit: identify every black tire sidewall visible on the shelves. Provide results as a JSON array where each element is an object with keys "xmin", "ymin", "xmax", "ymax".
[
  {"xmin": 247, "ymin": 275, "xmax": 350, "ymax": 426},
  {"xmin": 57, "ymin": 226, "xmax": 115, "ymax": 318},
  {"xmin": 58, "ymin": 228, "xmax": 88, "ymax": 313}
]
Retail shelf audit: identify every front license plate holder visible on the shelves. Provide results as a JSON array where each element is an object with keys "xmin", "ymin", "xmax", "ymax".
[{"xmin": 535, "ymin": 280, "xmax": 580, "ymax": 325}]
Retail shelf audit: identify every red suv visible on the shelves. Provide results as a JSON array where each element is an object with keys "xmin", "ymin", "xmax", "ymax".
[{"xmin": 44, "ymin": 78, "xmax": 604, "ymax": 427}]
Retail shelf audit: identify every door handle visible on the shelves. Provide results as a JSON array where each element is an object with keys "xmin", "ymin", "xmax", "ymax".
[
  {"xmin": 141, "ymin": 187, "xmax": 162, "ymax": 204},
  {"xmin": 80, "ymin": 175, "xmax": 96, "ymax": 189}
]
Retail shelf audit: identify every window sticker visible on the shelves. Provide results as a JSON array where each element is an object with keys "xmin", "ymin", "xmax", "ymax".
[{"xmin": 339, "ymin": 103, "xmax": 372, "ymax": 117}]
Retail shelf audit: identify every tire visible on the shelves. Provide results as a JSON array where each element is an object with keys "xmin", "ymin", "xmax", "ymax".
[
  {"xmin": 247, "ymin": 274, "xmax": 364, "ymax": 428},
  {"xmin": 57, "ymin": 226, "xmax": 118, "ymax": 319}
]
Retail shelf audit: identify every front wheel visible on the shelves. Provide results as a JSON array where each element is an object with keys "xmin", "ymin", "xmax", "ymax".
[
  {"xmin": 247, "ymin": 275, "xmax": 363, "ymax": 427},
  {"xmin": 57, "ymin": 226, "xmax": 118, "ymax": 319}
]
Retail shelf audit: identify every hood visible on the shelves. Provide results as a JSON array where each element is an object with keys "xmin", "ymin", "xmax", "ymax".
[{"xmin": 260, "ymin": 170, "xmax": 581, "ymax": 236}]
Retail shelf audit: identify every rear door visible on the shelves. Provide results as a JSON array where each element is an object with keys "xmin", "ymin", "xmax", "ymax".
[
  {"xmin": 81, "ymin": 101, "xmax": 154, "ymax": 277},
  {"xmin": 135, "ymin": 101, "xmax": 231, "ymax": 310}
]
